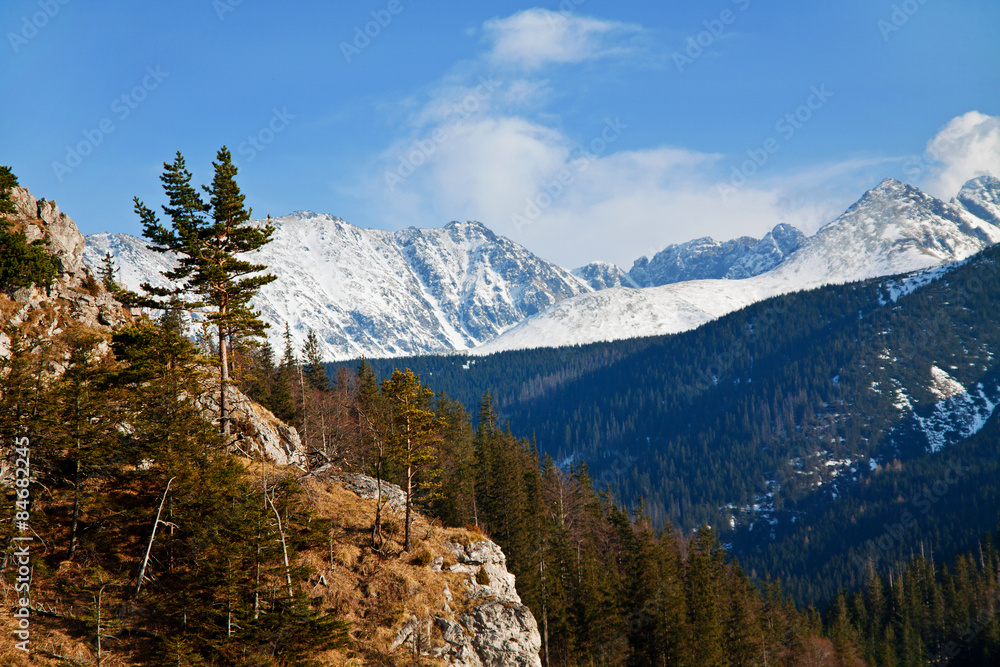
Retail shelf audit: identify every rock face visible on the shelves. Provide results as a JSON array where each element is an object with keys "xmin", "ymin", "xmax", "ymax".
[
  {"xmin": 326, "ymin": 471, "xmax": 408, "ymax": 512},
  {"xmin": 2, "ymin": 188, "xmax": 132, "ymax": 337},
  {"xmin": 572, "ymin": 260, "xmax": 638, "ymax": 290},
  {"xmin": 390, "ymin": 539, "xmax": 543, "ymax": 667},
  {"xmin": 955, "ymin": 174, "xmax": 1000, "ymax": 227},
  {"xmin": 10, "ymin": 187, "xmax": 87, "ymax": 279},
  {"xmin": 337, "ymin": 474, "xmax": 543, "ymax": 667},
  {"xmin": 436, "ymin": 540, "xmax": 542, "ymax": 667},
  {"xmin": 194, "ymin": 378, "xmax": 306, "ymax": 468},
  {"xmin": 627, "ymin": 223, "xmax": 806, "ymax": 287},
  {"xmin": 725, "ymin": 223, "xmax": 806, "ymax": 279}
]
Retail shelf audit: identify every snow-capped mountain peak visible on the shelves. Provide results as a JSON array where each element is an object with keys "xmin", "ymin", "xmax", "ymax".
[
  {"xmin": 84, "ymin": 215, "xmax": 591, "ymax": 361},
  {"xmin": 475, "ymin": 176, "xmax": 1000, "ymax": 354},
  {"xmin": 955, "ymin": 173, "xmax": 1000, "ymax": 227}
]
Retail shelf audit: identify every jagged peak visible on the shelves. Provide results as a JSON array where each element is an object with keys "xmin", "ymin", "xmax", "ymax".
[
  {"xmin": 442, "ymin": 219, "xmax": 497, "ymax": 239},
  {"xmin": 867, "ymin": 177, "xmax": 917, "ymax": 198},
  {"xmin": 957, "ymin": 173, "xmax": 1000, "ymax": 197},
  {"xmin": 275, "ymin": 210, "xmax": 349, "ymax": 225}
]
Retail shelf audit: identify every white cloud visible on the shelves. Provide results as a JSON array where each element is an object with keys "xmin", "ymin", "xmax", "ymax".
[
  {"xmin": 922, "ymin": 111, "xmax": 1000, "ymax": 198},
  {"xmin": 370, "ymin": 105, "xmax": 854, "ymax": 267},
  {"xmin": 364, "ymin": 11, "xmax": 999, "ymax": 269},
  {"xmin": 483, "ymin": 8, "xmax": 642, "ymax": 70}
]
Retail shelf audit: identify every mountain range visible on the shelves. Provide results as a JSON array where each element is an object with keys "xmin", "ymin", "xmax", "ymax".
[{"xmin": 83, "ymin": 175, "xmax": 1000, "ymax": 361}]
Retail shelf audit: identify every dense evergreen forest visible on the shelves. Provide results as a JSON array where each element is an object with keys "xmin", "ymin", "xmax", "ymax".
[{"xmin": 339, "ymin": 244, "xmax": 1000, "ymax": 606}]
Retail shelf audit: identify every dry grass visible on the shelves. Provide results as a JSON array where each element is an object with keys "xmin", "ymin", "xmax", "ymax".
[
  {"xmin": 4, "ymin": 462, "xmax": 484, "ymax": 666},
  {"xmin": 292, "ymin": 471, "xmax": 481, "ymax": 665}
]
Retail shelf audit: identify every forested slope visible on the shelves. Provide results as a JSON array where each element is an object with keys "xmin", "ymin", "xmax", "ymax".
[{"xmin": 342, "ymin": 243, "xmax": 1000, "ymax": 603}]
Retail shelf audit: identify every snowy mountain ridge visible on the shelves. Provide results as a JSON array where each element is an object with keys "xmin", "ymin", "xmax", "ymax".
[
  {"xmin": 85, "ymin": 214, "xmax": 592, "ymax": 361},
  {"xmin": 84, "ymin": 175, "xmax": 1000, "ymax": 361},
  {"xmin": 473, "ymin": 176, "xmax": 1000, "ymax": 355}
]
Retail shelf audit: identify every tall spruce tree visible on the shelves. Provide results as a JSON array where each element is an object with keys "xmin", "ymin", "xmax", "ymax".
[
  {"xmin": 381, "ymin": 368, "xmax": 443, "ymax": 552},
  {"xmin": 134, "ymin": 147, "xmax": 275, "ymax": 436},
  {"xmin": 302, "ymin": 329, "xmax": 328, "ymax": 391}
]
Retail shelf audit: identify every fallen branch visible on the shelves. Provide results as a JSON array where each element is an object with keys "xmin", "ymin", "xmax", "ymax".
[{"xmin": 134, "ymin": 477, "xmax": 176, "ymax": 598}]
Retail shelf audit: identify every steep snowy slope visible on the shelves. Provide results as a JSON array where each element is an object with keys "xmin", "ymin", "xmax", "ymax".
[
  {"xmin": 84, "ymin": 214, "xmax": 591, "ymax": 360},
  {"xmin": 474, "ymin": 177, "xmax": 1000, "ymax": 354}
]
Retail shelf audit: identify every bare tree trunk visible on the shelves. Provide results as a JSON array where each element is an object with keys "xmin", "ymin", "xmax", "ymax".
[
  {"xmin": 372, "ymin": 456, "xmax": 385, "ymax": 550},
  {"xmin": 298, "ymin": 363, "xmax": 308, "ymax": 449},
  {"xmin": 96, "ymin": 584, "xmax": 105, "ymax": 667},
  {"xmin": 540, "ymin": 559, "xmax": 550, "ymax": 667},
  {"xmin": 219, "ymin": 323, "xmax": 229, "ymax": 436},
  {"xmin": 361, "ymin": 410, "xmax": 385, "ymax": 550},
  {"xmin": 135, "ymin": 478, "xmax": 175, "ymax": 598},
  {"xmin": 69, "ymin": 459, "xmax": 80, "ymax": 559},
  {"xmin": 320, "ymin": 410, "xmax": 327, "ymax": 459},
  {"xmin": 404, "ymin": 463, "xmax": 413, "ymax": 553},
  {"xmin": 256, "ymin": 452, "xmax": 266, "ymax": 619},
  {"xmin": 265, "ymin": 491, "xmax": 294, "ymax": 598},
  {"xmin": 472, "ymin": 478, "xmax": 479, "ymax": 527}
]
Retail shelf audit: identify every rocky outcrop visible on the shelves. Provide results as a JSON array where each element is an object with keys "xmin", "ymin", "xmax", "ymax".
[
  {"xmin": 333, "ymin": 474, "xmax": 543, "ymax": 666},
  {"xmin": 323, "ymin": 470, "xmax": 409, "ymax": 512},
  {"xmin": 10, "ymin": 187, "xmax": 87, "ymax": 279},
  {"xmin": 1, "ymin": 187, "xmax": 132, "ymax": 355},
  {"xmin": 194, "ymin": 378, "xmax": 306, "ymax": 468},
  {"xmin": 388, "ymin": 537, "xmax": 542, "ymax": 667},
  {"xmin": 2, "ymin": 185, "xmax": 306, "ymax": 469},
  {"xmin": 437, "ymin": 540, "xmax": 542, "ymax": 667}
]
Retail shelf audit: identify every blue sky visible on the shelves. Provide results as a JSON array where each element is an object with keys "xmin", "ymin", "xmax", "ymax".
[{"xmin": 2, "ymin": 0, "xmax": 998, "ymax": 267}]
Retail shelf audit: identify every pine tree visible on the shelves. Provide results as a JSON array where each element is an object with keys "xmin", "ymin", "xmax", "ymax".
[
  {"xmin": 134, "ymin": 147, "xmax": 276, "ymax": 437},
  {"xmin": 433, "ymin": 393, "xmax": 476, "ymax": 527},
  {"xmin": 303, "ymin": 328, "xmax": 329, "ymax": 391},
  {"xmin": 381, "ymin": 368, "xmax": 443, "ymax": 552},
  {"xmin": 36, "ymin": 327, "xmax": 126, "ymax": 560},
  {"xmin": 98, "ymin": 251, "xmax": 120, "ymax": 292},
  {"xmin": 0, "ymin": 164, "xmax": 18, "ymax": 215},
  {"xmin": 685, "ymin": 526, "xmax": 728, "ymax": 666}
]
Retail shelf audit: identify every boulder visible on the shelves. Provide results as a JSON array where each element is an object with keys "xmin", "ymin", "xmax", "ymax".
[{"xmin": 194, "ymin": 378, "xmax": 306, "ymax": 468}]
